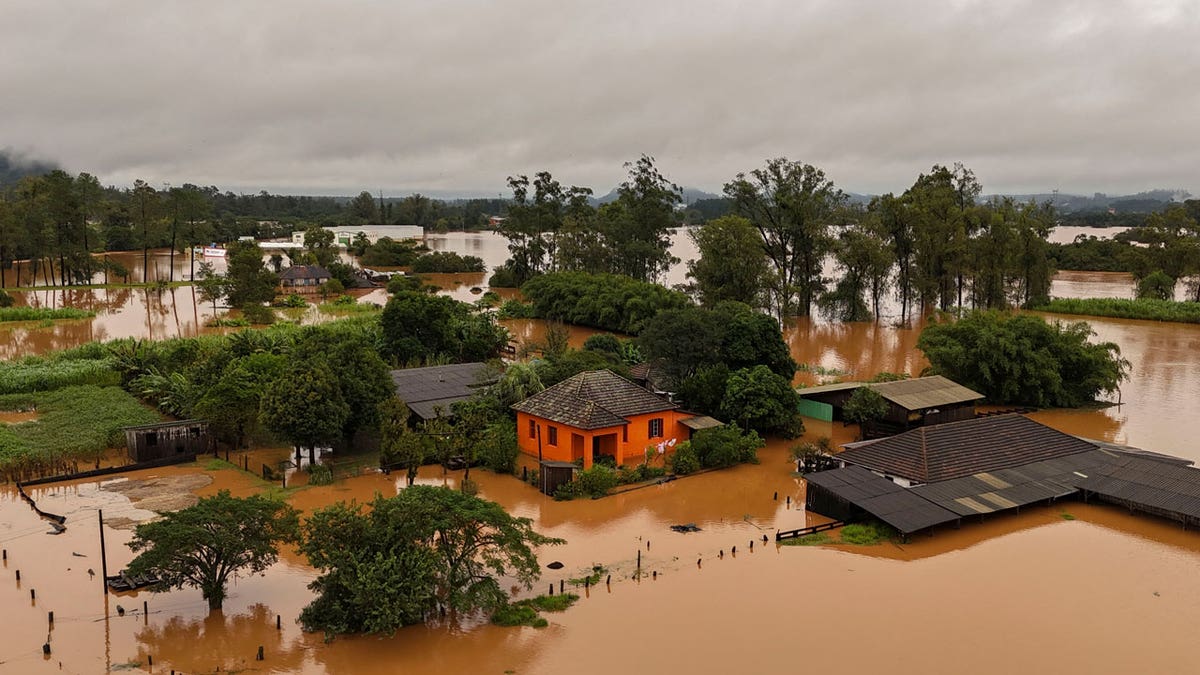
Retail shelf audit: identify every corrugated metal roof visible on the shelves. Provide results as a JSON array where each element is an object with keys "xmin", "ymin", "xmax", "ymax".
[
  {"xmin": 1077, "ymin": 455, "xmax": 1200, "ymax": 520},
  {"xmin": 680, "ymin": 415, "xmax": 724, "ymax": 431},
  {"xmin": 805, "ymin": 466, "xmax": 960, "ymax": 534},
  {"xmin": 837, "ymin": 414, "xmax": 1099, "ymax": 483},
  {"xmin": 795, "ymin": 376, "xmax": 982, "ymax": 412},
  {"xmin": 796, "ymin": 381, "xmax": 864, "ymax": 396},
  {"xmin": 910, "ymin": 449, "xmax": 1115, "ymax": 516}
]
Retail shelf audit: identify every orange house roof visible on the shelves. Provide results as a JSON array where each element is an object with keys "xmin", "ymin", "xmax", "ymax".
[{"xmin": 512, "ymin": 370, "xmax": 677, "ymax": 430}]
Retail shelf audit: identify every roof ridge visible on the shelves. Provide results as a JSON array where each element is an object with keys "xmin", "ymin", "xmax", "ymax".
[{"xmin": 920, "ymin": 426, "xmax": 929, "ymax": 482}]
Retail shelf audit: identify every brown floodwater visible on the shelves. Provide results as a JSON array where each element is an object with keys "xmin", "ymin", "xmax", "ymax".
[
  {"xmin": 6, "ymin": 229, "xmax": 1200, "ymax": 673},
  {"xmin": 5, "ymin": 437, "xmax": 1200, "ymax": 674}
]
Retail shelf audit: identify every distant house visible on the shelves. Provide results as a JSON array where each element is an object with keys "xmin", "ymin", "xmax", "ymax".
[
  {"xmin": 795, "ymin": 375, "xmax": 983, "ymax": 432},
  {"xmin": 390, "ymin": 362, "xmax": 495, "ymax": 422},
  {"xmin": 512, "ymin": 370, "xmax": 719, "ymax": 468},
  {"xmin": 279, "ymin": 265, "xmax": 332, "ymax": 293},
  {"xmin": 123, "ymin": 420, "xmax": 213, "ymax": 463}
]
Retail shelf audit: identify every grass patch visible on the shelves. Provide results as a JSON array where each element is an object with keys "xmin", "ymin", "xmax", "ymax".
[
  {"xmin": 1034, "ymin": 297, "xmax": 1200, "ymax": 324},
  {"xmin": 568, "ymin": 566, "xmax": 606, "ymax": 587},
  {"xmin": 0, "ymin": 385, "xmax": 160, "ymax": 478},
  {"xmin": 780, "ymin": 532, "xmax": 833, "ymax": 546},
  {"xmin": 205, "ymin": 316, "xmax": 251, "ymax": 328},
  {"xmin": 491, "ymin": 593, "xmax": 579, "ymax": 628},
  {"xmin": 1061, "ymin": 512, "xmax": 1076, "ymax": 521},
  {"xmin": 0, "ymin": 306, "xmax": 95, "ymax": 322},
  {"xmin": 0, "ymin": 355, "xmax": 120, "ymax": 395},
  {"xmin": 839, "ymin": 522, "xmax": 894, "ymax": 545},
  {"xmin": 204, "ymin": 458, "xmax": 238, "ymax": 471},
  {"xmin": 317, "ymin": 300, "xmax": 381, "ymax": 314}
]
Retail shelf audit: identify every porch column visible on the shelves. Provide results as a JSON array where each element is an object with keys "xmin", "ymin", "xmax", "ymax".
[{"xmin": 582, "ymin": 438, "xmax": 593, "ymax": 470}]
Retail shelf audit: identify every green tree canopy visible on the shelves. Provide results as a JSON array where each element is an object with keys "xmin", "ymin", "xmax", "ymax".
[
  {"xmin": 917, "ymin": 310, "xmax": 1129, "ymax": 407},
  {"xmin": 686, "ymin": 214, "xmax": 771, "ymax": 308},
  {"xmin": 843, "ymin": 386, "xmax": 889, "ymax": 426},
  {"xmin": 300, "ymin": 487, "xmax": 563, "ymax": 637},
  {"xmin": 126, "ymin": 490, "xmax": 299, "ymax": 610},
  {"xmin": 259, "ymin": 358, "xmax": 350, "ymax": 456},
  {"xmin": 225, "ymin": 240, "xmax": 278, "ymax": 307},
  {"xmin": 719, "ymin": 365, "xmax": 804, "ymax": 438}
]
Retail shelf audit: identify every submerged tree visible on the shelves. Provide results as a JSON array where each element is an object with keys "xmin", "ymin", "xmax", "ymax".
[
  {"xmin": 300, "ymin": 487, "xmax": 563, "ymax": 637},
  {"xmin": 686, "ymin": 214, "xmax": 771, "ymax": 308},
  {"xmin": 126, "ymin": 490, "xmax": 300, "ymax": 610},
  {"xmin": 724, "ymin": 158, "xmax": 844, "ymax": 318}
]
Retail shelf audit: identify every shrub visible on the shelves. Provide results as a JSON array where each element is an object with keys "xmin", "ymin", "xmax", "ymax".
[
  {"xmin": 497, "ymin": 299, "xmax": 537, "ymax": 319},
  {"xmin": 689, "ymin": 424, "xmax": 763, "ymax": 469},
  {"xmin": 520, "ymin": 272, "xmax": 691, "ymax": 334},
  {"xmin": 844, "ymin": 386, "xmax": 888, "ymax": 425},
  {"xmin": 241, "ymin": 304, "xmax": 277, "ymax": 325},
  {"xmin": 555, "ymin": 465, "xmax": 618, "ymax": 499},
  {"xmin": 839, "ymin": 522, "xmax": 893, "ymax": 545},
  {"xmin": 478, "ymin": 420, "xmax": 520, "ymax": 474},
  {"xmin": 488, "ymin": 265, "xmax": 521, "ymax": 288},
  {"xmin": 282, "ymin": 294, "xmax": 308, "ymax": 308},
  {"xmin": 412, "ymin": 251, "xmax": 486, "ymax": 273},
  {"xmin": 668, "ymin": 442, "xmax": 701, "ymax": 475},
  {"xmin": 0, "ymin": 289, "xmax": 12, "ymax": 307},
  {"xmin": 306, "ymin": 463, "xmax": 334, "ymax": 486},
  {"xmin": 386, "ymin": 274, "xmax": 428, "ymax": 294}
]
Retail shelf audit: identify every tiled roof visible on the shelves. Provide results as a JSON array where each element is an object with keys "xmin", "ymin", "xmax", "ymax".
[
  {"xmin": 836, "ymin": 414, "xmax": 1098, "ymax": 483},
  {"xmin": 512, "ymin": 370, "xmax": 677, "ymax": 430}
]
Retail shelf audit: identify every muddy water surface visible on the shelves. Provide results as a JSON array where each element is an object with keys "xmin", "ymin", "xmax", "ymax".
[{"xmin": 4, "ymin": 439, "xmax": 1200, "ymax": 674}]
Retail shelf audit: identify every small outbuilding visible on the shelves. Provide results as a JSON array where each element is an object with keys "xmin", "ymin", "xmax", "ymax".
[
  {"xmin": 796, "ymin": 375, "xmax": 983, "ymax": 433},
  {"xmin": 279, "ymin": 265, "xmax": 332, "ymax": 293},
  {"xmin": 123, "ymin": 419, "xmax": 213, "ymax": 462}
]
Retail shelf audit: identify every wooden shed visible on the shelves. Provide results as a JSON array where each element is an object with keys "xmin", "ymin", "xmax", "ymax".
[
  {"xmin": 123, "ymin": 420, "xmax": 214, "ymax": 462},
  {"xmin": 539, "ymin": 460, "xmax": 577, "ymax": 497}
]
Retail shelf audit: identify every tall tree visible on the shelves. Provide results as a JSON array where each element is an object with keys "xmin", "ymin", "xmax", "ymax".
[
  {"xmin": 686, "ymin": 214, "xmax": 771, "ymax": 308},
  {"xmin": 823, "ymin": 207, "xmax": 894, "ymax": 321},
  {"xmin": 604, "ymin": 155, "xmax": 681, "ymax": 283},
  {"xmin": 724, "ymin": 158, "xmax": 843, "ymax": 318},
  {"xmin": 126, "ymin": 490, "xmax": 300, "ymax": 610},
  {"xmin": 224, "ymin": 240, "xmax": 278, "ymax": 306},
  {"xmin": 349, "ymin": 191, "xmax": 379, "ymax": 224},
  {"xmin": 260, "ymin": 358, "xmax": 350, "ymax": 464},
  {"xmin": 129, "ymin": 180, "xmax": 161, "ymax": 283}
]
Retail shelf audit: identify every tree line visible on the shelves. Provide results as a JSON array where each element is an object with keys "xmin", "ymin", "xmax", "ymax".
[
  {"xmin": 492, "ymin": 157, "xmax": 1059, "ymax": 324},
  {"xmin": 0, "ymin": 169, "xmax": 505, "ymax": 289}
]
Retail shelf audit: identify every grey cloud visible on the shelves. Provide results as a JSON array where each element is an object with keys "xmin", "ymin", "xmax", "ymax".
[{"xmin": 3, "ymin": 0, "xmax": 1198, "ymax": 196}]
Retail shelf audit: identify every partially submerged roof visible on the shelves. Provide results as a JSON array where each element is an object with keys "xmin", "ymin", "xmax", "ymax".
[
  {"xmin": 910, "ymin": 448, "xmax": 1117, "ymax": 516},
  {"xmin": 123, "ymin": 419, "xmax": 208, "ymax": 431},
  {"xmin": 836, "ymin": 414, "xmax": 1098, "ymax": 483},
  {"xmin": 390, "ymin": 362, "xmax": 494, "ymax": 420},
  {"xmin": 1076, "ymin": 454, "xmax": 1200, "ymax": 522},
  {"xmin": 512, "ymin": 370, "xmax": 677, "ymax": 430},
  {"xmin": 805, "ymin": 465, "xmax": 960, "ymax": 534},
  {"xmin": 279, "ymin": 264, "xmax": 332, "ymax": 280},
  {"xmin": 796, "ymin": 375, "xmax": 982, "ymax": 412}
]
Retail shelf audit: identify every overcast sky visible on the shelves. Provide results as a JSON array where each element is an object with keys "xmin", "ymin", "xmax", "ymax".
[{"xmin": 4, "ymin": 0, "xmax": 1198, "ymax": 197}]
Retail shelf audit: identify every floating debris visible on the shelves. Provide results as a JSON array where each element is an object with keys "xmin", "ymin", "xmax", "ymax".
[{"xmin": 670, "ymin": 523, "xmax": 701, "ymax": 533}]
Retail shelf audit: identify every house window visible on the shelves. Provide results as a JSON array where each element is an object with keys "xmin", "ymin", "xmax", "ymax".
[
  {"xmin": 529, "ymin": 419, "xmax": 536, "ymax": 439},
  {"xmin": 548, "ymin": 426, "xmax": 558, "ymax": 446},
  {"xmin": 648, "ymin": 418, "xmax": 663, "ymax": 439}
]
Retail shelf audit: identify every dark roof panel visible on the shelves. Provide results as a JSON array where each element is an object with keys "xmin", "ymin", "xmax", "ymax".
[
  {"xmin": 837, "ymin": 414, "xmax": 1099, "ymax": 483},
  {"xmin": 279, "ymin": 265, "xmax": 332, "ymax": 280},
  {"xmin": 390, "ymin": 363, "xmax": 494, "ymax": 419},
  {"xmin": 805, "ymin": 466, "xmax": 960, "ymax": 534}
]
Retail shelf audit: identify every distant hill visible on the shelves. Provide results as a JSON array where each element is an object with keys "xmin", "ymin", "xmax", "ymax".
[
  {"xmin": 592, "ymin": 186, "xmax": 721, "ymax": 206},
  {"xmin": 983, "ymin": 189, "xmax": 1192, "ymax": 214},
  {"xmin": 0, "ymin": 149, "xmax": 58, "ymax": 188}
]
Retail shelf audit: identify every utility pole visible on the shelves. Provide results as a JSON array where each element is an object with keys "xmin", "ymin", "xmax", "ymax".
[{"xmin": 98, "ymin": 509, "xmax": 108, "ymax": 595}]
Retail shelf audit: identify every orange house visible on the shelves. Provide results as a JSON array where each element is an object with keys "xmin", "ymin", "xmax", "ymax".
[{"xmin": 513, "ymin": 370, "xmax": 716, "ymax": 469}]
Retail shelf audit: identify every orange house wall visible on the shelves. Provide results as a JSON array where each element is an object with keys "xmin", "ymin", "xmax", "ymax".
[{"xmin": 516, "ymin": 410, "xmax": 690, "ymax": 469}]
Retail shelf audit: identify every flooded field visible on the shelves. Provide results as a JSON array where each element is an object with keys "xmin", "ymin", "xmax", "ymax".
[
  {"xmin": 4, "ymin": 437, "xmax": 1200, "ymax": 674},
  {"xmin": 4, "ymin": 226, "xmax": 1200, "ymax": 673}
]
